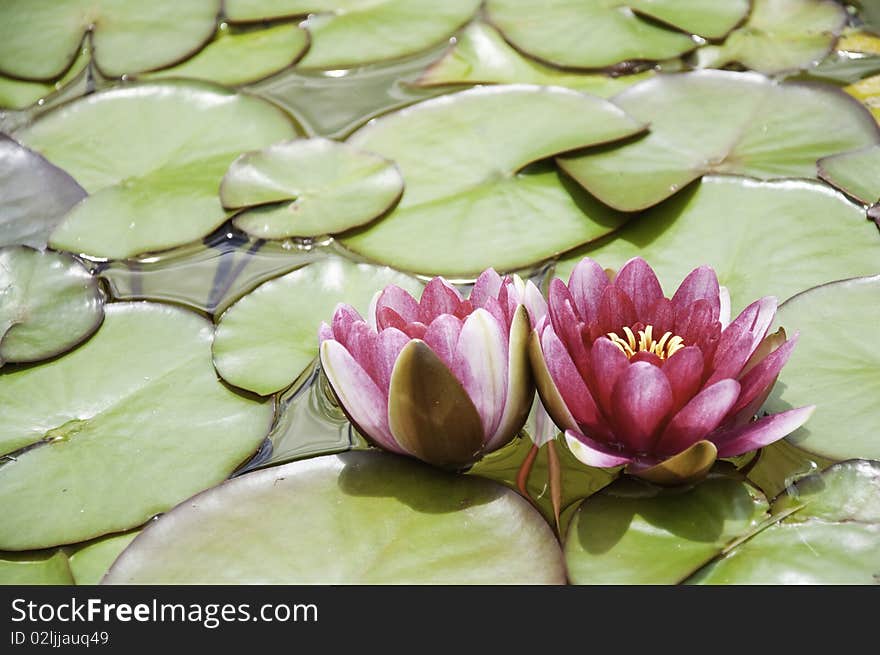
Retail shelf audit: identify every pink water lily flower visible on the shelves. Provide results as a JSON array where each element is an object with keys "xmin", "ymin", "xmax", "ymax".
[
  {"xmin": 530, "ymin": 256, "xmax": 814, "ymax": 485},
  {"xmin": 319, "ymin": 270, "xmax": 544, "ymax": 468}
]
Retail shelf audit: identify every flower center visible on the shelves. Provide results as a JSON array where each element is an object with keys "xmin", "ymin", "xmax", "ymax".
[{"xmin": 606, "ymin": 325, "xmax": 685, "ymax": 360}]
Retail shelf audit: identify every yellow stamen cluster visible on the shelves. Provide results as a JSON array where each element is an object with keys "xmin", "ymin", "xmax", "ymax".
[{"xmin": 607, "ymin": 325, "xmax": 685, "ymax": 360}]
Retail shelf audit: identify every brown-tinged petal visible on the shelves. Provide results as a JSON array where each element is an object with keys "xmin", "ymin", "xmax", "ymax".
[
  {"xmin": 626, "ymin": 440, "xmax": 717, "ymax": 486},
  {"xmin": 388, "ymin": 340, "xmax": 485, "ymax": 468},
  {"xmin": 614, "ymin": 257, "xmax": 664, "ymax": 317},
  {"xmin": 486, "ymin": 306, "xmax": 533, "ymax": 451}
]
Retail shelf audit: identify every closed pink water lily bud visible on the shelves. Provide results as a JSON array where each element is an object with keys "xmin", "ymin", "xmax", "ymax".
[
  {"xmin": 319, "ymin": 269, "xmax": 538, "ymax": 469},
  {"xmin": 530, "ymin": 256, "xmax": 814, "ymax": 486}
]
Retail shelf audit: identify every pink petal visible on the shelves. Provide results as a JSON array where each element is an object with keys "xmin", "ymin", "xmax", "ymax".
[
  {"xmin": 614, "ymin": 257, "xmax": 664, "ymax": 317},
  {"xmin": 565, "ymin": 430, "xmax": 633, "ymax": 468},
  {"xmin": 611, "ymin": 361, "xmax": 674, "ymax": 453},
  {"xmin": 320, "ymin": 340, "xmax": 403, "ymax": 454},
  {"xmin": 376, "ymin": 306, "xmax": 407, "ymax": 331},
  {"xmin": 644, "ymin": 297, "xmax": 675, "ymax": 336},
  {"xmin": 470, "ymin": 268, "xmax": 503, "ymax": 308},
  {"xmin": 454, "ymin": 308, "xmax": 508, "ymax": 440},
  {"xmin": 541, "ymin": 327, "xmax": 605, "ymax": 433},
  {"xmin": 344, "ymin": 320, "xmax": 380, "ymax": 383},
  {"xmin": 590, "ymin": 337, "xmax": 630, "ymax": 418},
  {"xmin": 376, "ymin": 284, "xmax": 421, "ymax": 324},
  {"xmin": 548, "ymin": 277, "xmax": 590, "ymax": 378},
  {"xmin": 712, "ymin": 406, "xmax": 816, "ymax": 457},
  {"xmin": 598, "ymin": 285, "xmax": 638, "ymax": 335},
  {"xmin": 423, "ymin": 314, "xmax": 463, "ymax": 374},
  {"xmin": 662, "ymin": 345, "xmax": 705, "ymax": 412},
  {"xmin": 718, "ymin": 286, "xmax": 731, "ymax": 329},
  {"xmin": 403, "ymin": 322, "xmax": 427, "ymax": 340},
  {"xmin": 419, "ymin": 277, "xmax": 463, "ymax": 322},
  {"xmin": 374, "ymin": 327, "xmax": 410, "ymax": 392},
  {"xmin": 481, "ymin": 296, "xmax": 511, "ymax": 344},
  {"xmin": 672, "ymin": 266, "xmax": 721, "ymax": 322},
  {"xmin": 728, "ymin": 335, "xmax": 798, "ymax": 419},
  {"xmin": 330, "ymin": 304, "xmax": 365, "ymax": 347},
  {"xmin": 522, "ymin": 279, "xmax": 548, "ymax": 327},
  {"xmin": 568, "ymin": 257, "xmax": 610, "ymax": 324},
  {"xmin": 318, "ymin": 321, "xmax": 333, "ymax": 343},
  {"xmin": 711, "ymin": 296, "xmax": 777, "ymax": 383},
  {"xmin": 654, "ymin": 379, "xmax": 741, "ymax": 455},
  {"xmin": 674, "ymin": 298, "xmax": 715, "ymax": 346},
  {"xmin": 631, "ymin": 350, "xmax": 663, "ymax": 367}
]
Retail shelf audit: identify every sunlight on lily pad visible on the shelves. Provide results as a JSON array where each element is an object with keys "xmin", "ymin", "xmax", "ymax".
[
  {"xmin": 213, "ymin": 256, "xmax": 423, "ymax": 395},
  {"xmin": 0, "ymin": 0, "xmax": 219, "ymax": 80},
  {"xmin": 695, "ymin": 0, "xmax": 847, "ymax": 75},
  {"xmin": 557, "ymin": 177, "xmax": 880, "ymax": 314},
  {"xmin": 225, "ymin": 0, "xmax": 481, "ymax": 70},
  {"xmin": 416, "ymin": 22, "xmax": 656, "ymax": 95},
  {"xmin": 68, "ymin": 530, "xmax": 139, "ymax": 585},
  {"xmin": 766, "ymin": 276, "xmax": 880, "ymax": 462},
  {"xmin": 0, "ymin": 246, "xmax": 103, "ymax": 366},
  {"xmin": 221, "ymin": 138, "xmax": 404, "ymax": 239},
  {"xmin": 0, "ymin": 134, "xmax": 86, "ymax": 250},
  {"xmin": 689, "ymin": 460, "xmax": 880, "ymax": 584},
  {"xmin": 0, "ymin": 302, "xmax": 272, "ymax": 550},
  {"xmin": 818, "ymin": 145, "xmax": 880, "ymax": 205},
  {"xmin": 103, "ymin": 451, "xmax": 566, "ymax": 584},
  {"xmin": 0, "ymin": 550, "xmax": 73, "ymax": 585},
  {"xmin": 14, "ymin": 81, "xmax": 297, "ymax": 259},
  {"xmin": 143, "ymin": 23, "xmax": 309, "ymax": 86},
  {"xmin": 341, "ymin": 85, "xmax": 645, "ymax": 276},
  {"xmin": 559, "ymin": 71, "xmax": 880, "ymax": 211},
  {"xmin": 485, "ymin": 0, "xmax": 748, "ymax": 69},
  {"xmin": 564, "ymin": 475, "xmax": 769, "ymax": 584}
]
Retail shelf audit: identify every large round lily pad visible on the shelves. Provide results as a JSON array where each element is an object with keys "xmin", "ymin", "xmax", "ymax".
[
  {"xmin": 559, "ymin": 71, "xmax": 880, "ymax": 211},
  {"xmin": 485, "ymin": 0, "xmax": 749, "ymax": 69},
  {"xmin": 14, "ymin": 81, "xmax": 297, "ymax": 259},
  {"xmin": 221, "ymin": 138, "xmax": 404, "ymax": 239},
  {"xmin": 0, "ymin": 134, "xmax": 86, "ymax": 250},
  {"xmin": 696, "ymin": 0, "xmax": 847, "ymax": 75},
  {"xmin": 103, "ymin": 451, "xmax": 565, "ymax": 584},
  {"xmin": 416, "ymin": 22, "xmax": 655, "ymax": 96},
  {"xmin": 765, "ymin": 276, "xmax": 880, "ymax": 462},
  {"xmin": 143, "ymin": 23, "xmax": 309, "ymax": 86},
  {"xmin": 564, "ymin": 475, "xmax": 769, "ymax": 584},
  {"xmin": 818, "ymin": 145, "xmax": 880, "ymax": 206},
  {"xmin": 0, "ymin": 0, "xmax": 220, "ymax": 80},
  {"xmin": 213, "ymin": 256, "xmax": 422, "ymax": 395},
  {"xmin": 225, "ymin": 0, "xmax": 481, "ymax": 70},
  {"xmin": 340, "ymin": 85, "xmax": 645, "ymax": 276},
  {"xmin": 556, "ymin": 177, "xmax": 880, "ymax": 314},
  {"xmin": 0, "ymin": 302, "xmax": 272, "ymax": 550},
  {"xmin": 0, "ymin": 246, "xmax": 103, "ymax": 366},
  {"xmin": 690, "ymin": 461, "xmax": 880, "ymax": 584}
]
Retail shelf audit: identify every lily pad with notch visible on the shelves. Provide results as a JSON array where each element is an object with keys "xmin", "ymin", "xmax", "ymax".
[
  {"xmin": 340, "ymin": 84, "xmax": 646, "ymax": 277},
  {"xmin": 220, "ymin": 138, "xmax": 404, "ymax": 239}
]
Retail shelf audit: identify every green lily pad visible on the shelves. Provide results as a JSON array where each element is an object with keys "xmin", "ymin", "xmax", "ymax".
[
  {"xmin": 103, "ymin": 451, "xmax": 565, "ymax": 584},
  {"xmin": 0, "ymin": 0, "xmax": 219, "ymax": 80},
  {"xmin": 213, "ymin": 256, "xmax": 422, "ymax": 395},
  {"xmin": 221, "ymin": 138, "xmax": 404, "ymax": 239},
  {"xmin": 0, "ymin": 550, "xmax": 74, "ymax": 585},
  {"xmin": 818, "ymin": 145, "xmax": 880, "ymax": 206},
  {"xmin": 0, "ymin": 42, "xmax": 90, "ymax": 111},
  {"xmin": 689, "ymin": 460, "xmax": 880, "ymax": 584},
  {"xmin": 564, "ymin": 475, "xmax": 769, "ymax": 584},
  {"xmin": 143, "ymin": 23, "xmax": 309, "ymax": 86},
  {"xmin": 0, "ymin": 302, "xmax": 272, "ymax": 550},
  {"xmin": 225, "ymin": 0, "xmax": 481, "ymax": 70},
  {"xmin": 556, "ymin": 177, "xmax": 880, "ymax": 314},
  {"xmin": 559, "ymin": 71, "xmax": 880, "ymax": 211},
  {"xmin": 695, "ymin": 0, "xmax": 848, "ymax": 75},
  {"xmin": 0, "ymin": 246, "xmax": 103, "ymax": 366},
  {"xmin": 744, "ymin": 439, "xmax": 832, "ymax": 500},
  {"xmin": 14, "ymin": 81, "xmax": 297, "ymax": 259},
  {"xmin": 485, "ymin": 0, "xmax": 749, "ymax": 70},
  {"xmin": 340, "ymin": 85, "xmax": 644, "ymax": 277},
  {"xmin": 68, "ymin": 531, "xmax": 140, "ymax": 585},
  {"xmin": 100, "ymin": 237, "xmax": 321, "ymax": 316},
  {"xmin": 416, "ymin": 22, "xmax": 656, "ymax": 95},
  {"xmin": 0, "ymin": 134, "xmax": 86, "ymax": 250},
  {"xmin": 766, "ymin": 276, "xmax": 880, "ymax": 462}
]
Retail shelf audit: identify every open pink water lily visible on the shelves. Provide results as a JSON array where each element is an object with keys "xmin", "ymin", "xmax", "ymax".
[
  {"xmin": 530, "ymin": 256, "xmax": 814, "ymax": 485},
  {"xmin": 319, "ymin": 270, "xmax": 544, "ymax": 469}
]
